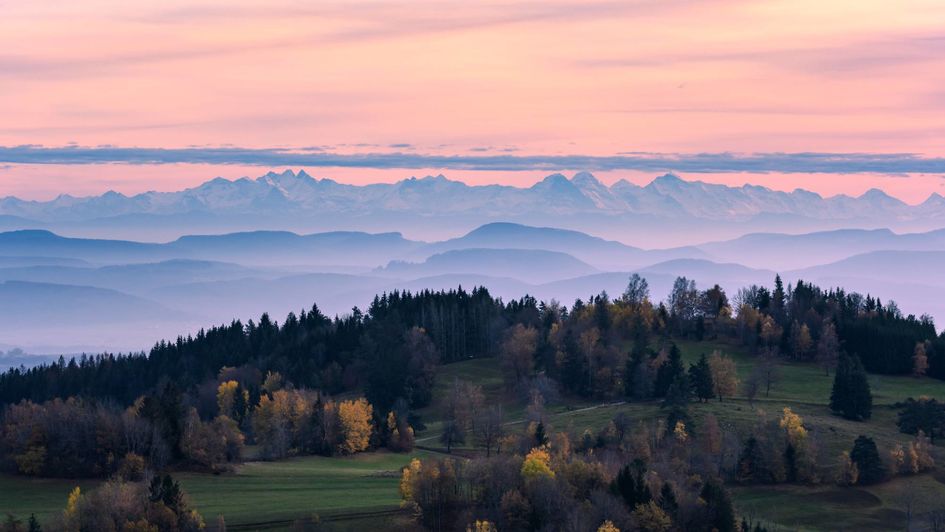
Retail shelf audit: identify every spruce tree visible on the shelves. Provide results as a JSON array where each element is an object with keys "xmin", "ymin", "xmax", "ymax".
[
  {"xmin": 736, "ymin": 436, "xmax": 765, "ymax": 484},
  {"xmin": 689, "ymin": 353, "xmax": 714, "ymax": 403},
  {"xmin": 654, "ymin": 344, "xmax": 685, "ymax": 397},
  {"xmin": 896, "ymin": 397, "xmax": 945, "ymax": 443},
  {"xmin": 624, "ymin": 346, "xmax": 647, "ymax": 399},
  {"xmin": 661, "ymin": 374, "xmax": 691, "ymax": 410},
  {"xmin": 28, "ymin": 514, "xmax": 41, "ymax": 532},
  {"xmin": 612, "ymin": 460, "xmax": 652, "ymax": 509},
  {"xmin": 783, "ymin": 443, "xmax": 798, "ymax": 483},
  {"xmin": 700, "ymin": 478, "xmax": 737, "ymax": 532},
  {"xmin": 830, "ymin": 353, "xmax": 872, "ymax": 420},
  {"xmin": 658, "ymin": 482, "xmax": 678, "ymax": 517},
  {"xmin": 534, "ymin": 421, "xmax": 548, "ymax": 447},
  {"xmin": 850, "ymin": 435, "xmax": 886, "ymax": 485}
]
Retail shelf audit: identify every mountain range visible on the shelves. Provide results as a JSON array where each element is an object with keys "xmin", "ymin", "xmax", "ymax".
[
  {"xmin": 3, "ymin": 170, "xmax": 944, "ymax": 246},
  {"xmin": 2, "ymin": 221, "xmax": 944, "ymax": 354}
]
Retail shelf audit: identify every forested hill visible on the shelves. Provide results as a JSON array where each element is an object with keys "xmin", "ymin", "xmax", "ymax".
[
  {"xmin": 2, "ymin": 277, "xmax": 944, "ymax": 412},
  {"xmin": 0, "ymin": 287, "xmax": 532, "ymax": 409}
]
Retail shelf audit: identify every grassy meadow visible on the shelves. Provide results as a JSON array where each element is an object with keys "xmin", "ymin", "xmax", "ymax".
[{"xmin": 0, "ymin": 451, "xmax": 430, "ymax": 529}]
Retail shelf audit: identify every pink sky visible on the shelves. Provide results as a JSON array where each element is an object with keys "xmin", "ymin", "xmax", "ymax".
[{"xmin": 1, "ymin": 0, "xmax": 944, "ymax": 201}]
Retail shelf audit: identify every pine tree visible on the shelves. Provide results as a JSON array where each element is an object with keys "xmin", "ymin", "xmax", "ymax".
[
  {"xmin": 161, "ymin": 474, "xmax": 183, "ymax": 513},
  {"xmin": 771, "ymin": 275, "xmax": 785, "ymax": 321},
  {"xmin": 783, "ymin": 443, "xmax": 798, "ymax": 483},
  {"xmin": 689, "ymin": 354, "xmax": 714, "ymax": 403},
  {"xmin": 736, "ymin": 436, "xmax": 765, "ymax": 484},
  {"xmin": 232, "ymin": 383, "xmax": 248, "ymax": 424},
  {"xmin": 612, "ymin": 460, "xmax": 652, "ymax": 509},
  {"xmin": 654, "ymin": 344, "xmax": 685, "ymax": 397},
  {"xmin": 658, "ymin": 482, "xmax": 678, "ymax": 517},
  {"xmin": 850, "ymin": 435, "xmax": 887, "ymax": 485},
  {"xmin": 624, "ymin": 347, "xmax": 647, "ymax": 399},
  {"xmin": 661, "ymin": 375, "xmax": 690, "ymax": 410},
  {"xmin": 897, "ymin": 397, "xmax": 945, "ymax": 443},
  {"xmin": 28, "ymin": 514, "xmax": 41, "ymax": 532},
  {"xmin": 830, "ymin": 353, "xmax": 872, "ymax": 420},
  {"xmin": 534, "ymin": 421, "xmax": 548, "ymax": 447},
  {"xmin": 700, "ymin": 478, "xmax": 737, "ymax": 532}
]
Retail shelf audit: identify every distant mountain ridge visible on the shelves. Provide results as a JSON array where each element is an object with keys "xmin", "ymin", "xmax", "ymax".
[
  {"xmin": 377, "ymin": 248, "xmax": 599, "ymax": 284},
  {"xmin": 697, "ymin": 227, "xmax": 945, "ymax": 269},
  {"xmin": 3, "ymin": 221, "xmax": 945, "ymax": 353},
  {"xmin": 409, "ymin": 222, "xmax": 706, "ymax": 269},
  {"xmin": 3, "ymin": 170, "xmax": 942, "ymax": 230},
  {"xmin": 0, "ymin": 228, "xmax": 422, "ymax": 267}
]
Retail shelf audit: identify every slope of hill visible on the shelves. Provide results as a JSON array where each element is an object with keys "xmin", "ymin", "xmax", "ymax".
[
  {"xmin": 792, "ymin": 249, "xmax": 945, "ymax": 282},
  {"xmin": 0, "ymin": 230, "xmax": 167, "ymax": 263},
  {"xmin": 410, "ymin": 222, "xmax": 705, "ymax": 269},
  {"xmin": 378, "ymin": 248, "xmax": 599, "ymax": 284},
  {"xmin": 0, "ymin": 260, "xmax": 267, "ymax": 294},
  {"xmin": 699, "ymin": 228, "xmax": 945, "ymax": 270},
  {"xmin": 0, "ymin": 228, "xmax": 423, "ymax": 267}
]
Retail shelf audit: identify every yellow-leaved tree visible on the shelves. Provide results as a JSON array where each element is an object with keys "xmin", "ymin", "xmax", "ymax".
[
  {"xmin": 779, "ymin": 407, "xmax": 807, "ymax": 445},
  {"xmin": 61, "ymin": 485, "xmax": 82, "ymax": 531},
  {"xmin": 521, "ymin": 447, "xmax": 555, "ymax": 480},
  {"xmin": 216, "ymin": 380, "xmax": 247, "ymax": 419},
  {"xmin": 337, "ymin": 398, "xmax": 373, "ymax": 454},
  {"xmin": 399, "ymin": 458, "xmax": 422, "ymax": 503},
  {"xmin": 466, "ymin": 520, "xmax": 497, "ymax": 532},
  {"xmin": 597, "ymin": 519, "xmax": 621, "ymax": 532}
]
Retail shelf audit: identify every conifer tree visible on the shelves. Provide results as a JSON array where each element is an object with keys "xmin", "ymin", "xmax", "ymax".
[
  {"xmin": 612, "ymin": 460, "xmax": 651, "ymax": 509},
  {"xmin": 654, "ymin": 344, "xmax": 685, "ymax": 397},
  {"xmin": 28, "ymin": 514, "xmax": 41, "ymax": 532},
  {"xmin": 830, "ymin": 353, "xmax": 872, "ymax": 420},
  {"xmin": 700, "ymin": 478, "xmax": 737, "ymax": 532},
  {"xmin": 658, "ymin": 482, "xmax": 678, "ymax": 517},
  {"xmin": 534, "ymin": 421, "xmax": 548, "ymax": 447},
  {"xmin": 661, "ymin": 375, "xmax": 691, "ymax": 409},
  {"xmin": 849, "ymin": 435, "xmax": 886, "ymax": 485},
  {"xmin": 689, "ymin": 354, "xmax": 715, "ymax": 403}
]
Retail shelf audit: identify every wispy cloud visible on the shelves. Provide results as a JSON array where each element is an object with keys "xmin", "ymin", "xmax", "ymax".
[{"xmin": 1, "ymin": 145, "xmax": 944, "ymax": 175}]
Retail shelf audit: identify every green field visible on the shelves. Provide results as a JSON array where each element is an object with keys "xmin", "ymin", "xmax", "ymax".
[
  {"xmin": 0, "ymin": 451, "xmax": 431, "ymax": 529},
  {"xmin": 732, "ymin": 471, "xmax": 945, "ymax": 531},
  {"xmin": 3, "ymin": 338, "xmax": 944, "ymax": 530},
  {"xmin": 0, "ymin": 475, "xmax": 98, "ymax": 523},
  {"xmin": 178, "ymin": 451, "xmax": 430, "ymax": 527}
]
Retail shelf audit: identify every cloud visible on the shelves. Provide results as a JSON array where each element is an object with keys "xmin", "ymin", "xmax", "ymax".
[
  {"xmin": 2, "ymin": 145, "xmax": 945, "ymax": 175},
  {"xmin": 0, "ymin": 1, "xmax": 693, "ymax": 81},
  {"xmin": 578, "ymin": 32, "xmax": 945, "ymax": 76}
]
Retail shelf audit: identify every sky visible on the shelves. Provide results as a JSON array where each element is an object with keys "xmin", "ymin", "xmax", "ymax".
[{"xmin": 2, "ymin": 0, "xmax": 945, "ymax": 202}]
